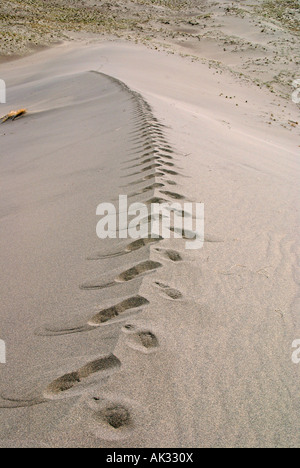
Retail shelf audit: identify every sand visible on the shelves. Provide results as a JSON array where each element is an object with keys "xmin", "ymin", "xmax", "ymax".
[
  {"xmin": 0, "ymin": 8, "xmax": 299, "ymax": 449},
  {"xmin": 1, "ymin": 1, "xmax": 299, "ymax": 100}
]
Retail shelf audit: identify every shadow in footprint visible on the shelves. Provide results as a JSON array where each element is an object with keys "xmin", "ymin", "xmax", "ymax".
[
  {"xmin": 160, "ymin": 190, "xmax": 186, "ymax": 200},
  {"xmin": 88, "ymin": 296, "xmax": 149, "ymax": 326},
  {"xmin": 80, "ymin": 260, "xmax": 162, "ymax": 290},
  {"xmin": 155, "ymin": 282, "xmax": 183, "ymax": 300},
  {"xmin": 122, "ymin": 325, "xmax": 159, "ymax": 354},
  {"xmin": 44, "ymin": 354, "xmax": 121, "ymax": 400},
  {"xmin": 36, "ymin": 296, "xmax": 150, "ymax": 337},
  {"xmin": 84, "ymin": 394, "xmax": 139, "ymax": 440},
  {"xmin": 100, "ymin": 404, "xmax": 131, "ymax": 429},
  {"xmin": 117, "ymin": 261, "xmax": 162, "ymax": 282},
  {"xmin": 155, "ymin": 248, "xmax": 183, "ymax": 262},
  {"xmin": 126, "ymin": 183, "xmax": 165, "ymax": 198},
  {"xmin": 87, "ymin": 237, "xmax": 162, "ymax": 260},
  {"xmin": 0, "ymin": 354, "xmax": 121, "ymax": 408}
]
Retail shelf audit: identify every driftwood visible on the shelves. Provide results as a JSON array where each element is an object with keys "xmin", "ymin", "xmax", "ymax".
[{"xmin": 1, "ymin": 109, "xmax": 27, "ymax": 123}]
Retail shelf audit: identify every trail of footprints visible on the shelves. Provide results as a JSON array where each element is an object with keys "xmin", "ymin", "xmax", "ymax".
[{"xmin": 1, "ymin": 72, "xmax": 188, "ymax": 437}]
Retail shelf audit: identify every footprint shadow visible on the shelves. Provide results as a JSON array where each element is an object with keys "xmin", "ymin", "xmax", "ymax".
[{"xmin": 154, "ymin": 282, "xmax": 183, "ymax": 301}]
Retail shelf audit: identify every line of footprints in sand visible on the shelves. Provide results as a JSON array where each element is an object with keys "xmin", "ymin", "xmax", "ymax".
[{"xmin": 0, "ymin": 79, "xmax": 188, "ymax": 435}]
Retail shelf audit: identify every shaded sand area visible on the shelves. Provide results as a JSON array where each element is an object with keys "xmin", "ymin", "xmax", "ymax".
[{"xmin": 0, "ymin": 42, "xmax": 299, "ymax": 447}]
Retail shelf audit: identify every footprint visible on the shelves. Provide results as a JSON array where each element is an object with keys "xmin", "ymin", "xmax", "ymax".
[
  {"xmin": 125, "ymin": 237, "xmax": 162, "ymax": 252},
  {"xmin": 160, "ymin": 190, "xmax": 185, "ymax": 200},
  {"xmin": 143, "ymin": 174, "xmax": 156, "ymax": 181},
  {"xmin": 131, "ymin": 131, "xmax": 163, "ymax": 141},
  {"xmin": 38, "ymin": 295, "xmax": 150, "ymax": 337},
  {"xmin": 129, "ymin": 125, "xmax": 147, "ymax": 134},
  {"xmin": 166, "ymin": 180, "xmax": 177, "ymax": 186},
  {"xmin": 44, "ymin": 354, "xmax": 121, "ymax": 399},
  {"xmin": 117, "ymin": 260, "xmax": 162, "ymax": 282},
  {"xmin": 169, "ymin": 226, "xmax": 198, "ymax": 240},
  {"xmin": 129, "ymin": 125, "xmax": 150, "ymax": 134},
  {"xmin": 141, "ymin": 164, "xmax": 162, "ymax": 172},
  {"xmin": 154, "ymin": 151, "xmax": 173, "ymax": 160},
  {"xmin": 131, "ymin": 147, "xmax": 155, "ymax": 156},
  {"xmin": 138, "ymin": 332, "xmax": 158, "ymax": 349},
  {"xmin": 0, "ymin": 355, "xmax": 122, "ymax": 407},
  {"xmin": 159, "ymin": 156, "xmax": 174, "ymax": 163},
  {"xmin": 122, "ymin": 166, "xmax": 161, "ymax": 179},
  {"xmin": 122, "ymin": 174, "xmax": 154, "ymax": 186},
  {"xmin": 160, "ymin": 169, "xmax": 180, "ymax": 176},
  {"xmin": 100, "ymin": 404, "xmax": 131, "ymax": 429},
  {"xmin": 121, "ymin": 170, "xmax": 145, "ymax": 178},
  {"xmin": 139, "ymin": 157, "xmax": 162, "ymax": 165},
  {"xmin": 46, "ymin": 372, "xmax": 81, "ymax": 395},
  {"xmin": 88, "ymin": 296, "xmax": 149, "ymax": 326},
  {"xmin": 155, "ymin": 282, "xmax": 183, "ymax": 300},
  {"xmin": 122, "ymin": 325, "xmax": 159, "ymax": 354},
  {"xmin": 144, "ymin": 182, "xmax": 165, "ymax": 190},
  {"xmin": 83, "ymin": 394, "xmax": 140, "ymax": 440},
  {"xmin": 131, "ymin": 144, "xmax": 153, "ymax": 152},
  {"xmin": 124, "ymin": 152, "xmax": 153, "ymax": 164},
  {"xmin": 81, "ymin": 261, "xmax": 162, "ymax": 290},
  {"xmin": 122, "ymin": 151, "xmax": 151, "ymax": 164},
  {"xmin": 127, "ymin": 182, "xmax": 165, "ymax": 198},
  {"xmin": 88, "ymin": 237, "xmax": 162, "ymax": 261},
  {"xmin": 80, "ymin": 279, "xmax": 116, "ymax": 291},
  {"xmin": 125, "ymin": 157, "xmax": 159, "ymax": 169},
  {"xmin": 155, "ymin": 248, "xmax": 183, "ymax": 262},
  {"xmin": 165, "ymin": 205, "xmax": 193, "ymax": 218},
  {"xmin": 204, "ymin": 235, "xmax": 224, "ymax": 243},
  {"xmin": 144, "ymin": 196, "xmax": 168, "ymax": 205}
]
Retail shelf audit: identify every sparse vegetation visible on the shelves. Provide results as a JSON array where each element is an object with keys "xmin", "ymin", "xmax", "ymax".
[
  {"xmin": 0, "ymin": 0, "xmax": 299, "ymax": 100},
  {"xmin": 255, "ymin": 0, "xmax": 300, "ymax": 35},
  {"xmin": 0, "ymin": 0, "xmax": 144, "ymax": 54}
]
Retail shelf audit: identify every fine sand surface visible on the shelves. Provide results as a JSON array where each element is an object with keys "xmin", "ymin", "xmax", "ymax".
[
  {"xmin": 1, "ymin": 1, "xmax": 299, "ymax": 100},
  {"xmin": 0, "ymin": 41, "xmax": 299, "ymax": 448}
]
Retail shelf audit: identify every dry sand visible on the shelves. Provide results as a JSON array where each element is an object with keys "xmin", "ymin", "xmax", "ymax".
[
  {"xmin": 0, "ymin": 2, "xmax": 299, "ymax": 450},
  {"xmin": 1, "ymin": 1, "xmax": 299, "ymax": 99}
]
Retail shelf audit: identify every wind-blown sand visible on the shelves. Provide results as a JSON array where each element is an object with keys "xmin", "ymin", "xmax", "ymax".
[{"xmin": 0, "ymin": 39, "xmax": 299, "ymax": 448}]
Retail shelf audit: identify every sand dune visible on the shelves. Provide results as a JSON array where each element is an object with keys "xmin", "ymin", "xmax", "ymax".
[{"xmin": 0, "ymin": 41, "xmax": 299, "ymax": 448}]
